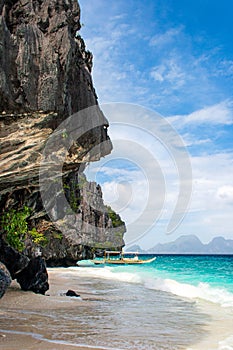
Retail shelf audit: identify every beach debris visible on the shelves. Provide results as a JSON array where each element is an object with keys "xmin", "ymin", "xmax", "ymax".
[{"xmin": 65, "ymin": 289, "xmax": 80, "ymax": 297}]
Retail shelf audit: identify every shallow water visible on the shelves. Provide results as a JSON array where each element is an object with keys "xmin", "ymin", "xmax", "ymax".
[
  {"xmin": 1, "ymin": 255, "xmax": 233, "ymax": 350},
  {"xmin": 0, "ymin": 268, "xmax": 207, "ymax": 350}
]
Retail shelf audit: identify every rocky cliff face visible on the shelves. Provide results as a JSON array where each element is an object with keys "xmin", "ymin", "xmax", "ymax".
[
  {"xmin": 0, "ymin": 0, "xmax": 95, "ymax": 116},
  {"xmin": 39, "ymin": 173, "xmax": 126, "ymax": 266},
  {"xmin": 0, "ymin": 0, "xmax": 125, "ymax": 294}
]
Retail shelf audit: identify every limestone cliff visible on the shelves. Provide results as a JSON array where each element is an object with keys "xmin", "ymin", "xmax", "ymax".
[
  {"xmin": 0, "ymin": 0, "xmax": 95, "ymax": 116},
  {"xmin": 0, "ymin": 0, "xmax": 125, "ymax": 282}
]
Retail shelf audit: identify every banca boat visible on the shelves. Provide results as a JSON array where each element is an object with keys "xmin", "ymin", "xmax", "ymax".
[{"xmin": 92, "ymin": 251, "xmax": 156, "ymax": 265}]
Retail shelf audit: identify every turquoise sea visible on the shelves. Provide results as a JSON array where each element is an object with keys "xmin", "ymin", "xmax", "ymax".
[
  {"xmin": 1, "ymin": 255, "xmax": 233, "ymax": 350},
  {"xmin": 51, "ymin": 255, "xmax": 233, "ymax": 349}
]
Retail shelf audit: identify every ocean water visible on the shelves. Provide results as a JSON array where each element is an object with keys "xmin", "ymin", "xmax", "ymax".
[
  {"xmin": 1, "ymin": 255, "xmax": 233, "ymax": 350},
  {"xmin": 77, "ymin": 254, "xmax": 233, "ymax": 305}
]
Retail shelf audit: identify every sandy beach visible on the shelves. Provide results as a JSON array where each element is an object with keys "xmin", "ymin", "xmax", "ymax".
[
  {"xmin": 0, "ymin": 271, "xmax": 106, "ymax": 350},
  {"xmin": 1, "ymin": 266, "xmax": 233, "ymax": 350},
  {"xmin": 0, "ymin": 333, "xmax": 105, "ymax": 350}
]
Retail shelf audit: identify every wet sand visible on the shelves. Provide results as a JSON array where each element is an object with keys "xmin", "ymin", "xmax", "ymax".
[
  {"xmin": 0, "ymin": 332, "xmax": 106, "ymax": 350},
  {"xmin": 187, "ymin": 300, "xmax": 233, "ymax": 350},
  {"xmin": 1, "ymin": 268, "xmax": 233, "ymax": 350},
  {"xmin": 0, "ymin": 272, "xmax": 106, "ymax": 350}
]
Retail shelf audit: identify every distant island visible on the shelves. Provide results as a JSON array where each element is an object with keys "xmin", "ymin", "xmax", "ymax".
[{"xmin": 127, "ymin": 235, "xmax": 233, "ymax": 254}]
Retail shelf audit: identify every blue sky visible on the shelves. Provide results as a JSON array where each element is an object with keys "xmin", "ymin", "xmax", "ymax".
[{"xmin": 79, "ymin": 0, "xmax": 233, "ymax": 249}]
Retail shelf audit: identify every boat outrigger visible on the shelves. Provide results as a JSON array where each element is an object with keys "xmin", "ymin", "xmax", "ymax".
[{"xmin": 92, "ymin": 251, "xmax": 156, "ymax": 265}]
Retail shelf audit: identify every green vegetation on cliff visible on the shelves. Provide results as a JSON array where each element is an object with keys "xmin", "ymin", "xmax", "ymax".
[
  {"xmin": 1, "ymin": 206, "xmax": 48, "ymax": 252},
  {"xmin": 106, "ymin": 206, "xmax": 125, "ymax": 228}
]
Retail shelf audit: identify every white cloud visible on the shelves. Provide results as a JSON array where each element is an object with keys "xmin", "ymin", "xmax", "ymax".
[
  {"xmin": 191, "ymin": 153, "xmax": 233, "ymax": 209},
  {"xmin": 85, "ymin": 103, "xmax": 233, "ymax": 247},
  {"xmin": 150, "ymin": 26, "xmax": 183, "ymax": 47},
  {"xmin": 169, "ymin": 100, "xmax": 233, "ymax": 127},
  {"xmin": 151, "ymin": 58, "xmax": 186, "ymax": 88},
  {"xmin": 102, "ymin": 178, "xmax": 148, "ymax": 224},
  {"xmin": 213, "ymin": 59, "xmax": 233, "ymax": 78},
  {"xmin": 216, "ymin": 186, "xmax": 233, "ymax": 205},
  {"xmin": 183, "ymin": 153, "xmax": 233, "ymax": 237},
  {"xmin": 86, "ymin": 103, "xmax": 192, "ymax": 245},
  {"xmin": 137, "ymin": 151, "xmax": 233, "ymax": 248},
  {"xmin": 181, "ymin": 134, "xmax": 212, "ymax": 147},
  {"xmin": 78, "ymin": 1, "xmax": 233, "ymax": 247},
  {"xmin": 91, "ymin": 149, "xmax": 233, "ymax": 246},
  {"xmin": 79, "ymin": 0, "xmax": 233, "ymax": 118}
]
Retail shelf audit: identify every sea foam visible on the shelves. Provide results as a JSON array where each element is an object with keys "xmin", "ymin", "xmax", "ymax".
[
  {"xmin": 64, "ymin": 266, "xmax": 233, "ymax": 308},
  {"xmin": 218, "ymin": 335, "xmax": 233, "ymax": 350},
  {"xmin": 144, "ymin": 277, "xmax": 233, "ymax": 307}
]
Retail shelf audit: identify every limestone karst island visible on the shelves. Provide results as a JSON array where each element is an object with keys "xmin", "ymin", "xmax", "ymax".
[{"xmin": 0, "ymin": 0, "xmax": 125, "ymax": 298}]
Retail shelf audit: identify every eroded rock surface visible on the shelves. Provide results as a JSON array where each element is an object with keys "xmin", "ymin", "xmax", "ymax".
[
  {"xmin": 0, "ymin": 0, "xmax": 125, "ymax": 279},
  {"xmin": 0, "ymin": 0, "xmax": 96, "ymax": 116},
  {"xmin": 0, "ymin": 0, "xmax": 113, "ymax": 196}
]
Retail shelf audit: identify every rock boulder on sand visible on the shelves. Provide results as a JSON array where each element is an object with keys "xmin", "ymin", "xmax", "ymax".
[
  {"xmin": 0, "ymin": 262, "xmax": 11, "ymax": 298},
  {"xmin": 0, "ymin": 238, "xmax": 49, "ymax": 295}
]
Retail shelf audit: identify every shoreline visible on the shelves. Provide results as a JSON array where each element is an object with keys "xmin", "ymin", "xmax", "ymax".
[
  {"xmin": 1, "ymin": 267, "xmax": 233, "ymax": 350},
  {"xmin": 0, "ymin": 330, "xmax": 109, "ymax": 350},
  {"xmin": 0, "ymin": 272, "xmax": 107, "ymax": 350},
  {"xmin": 187, "ymin": 300, "xmax": 233, "ymax": 350}
]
